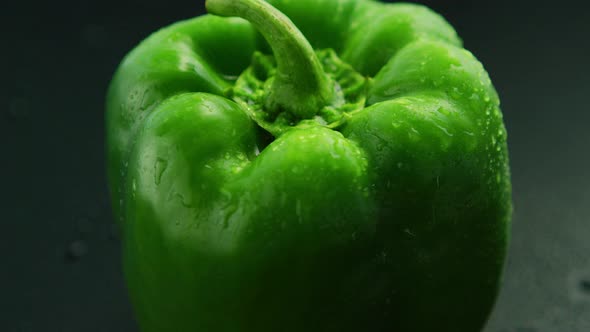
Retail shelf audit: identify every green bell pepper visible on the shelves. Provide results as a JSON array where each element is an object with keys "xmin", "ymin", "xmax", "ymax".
[{"xmin": 106, "ymin": 0, "xmax": 512, "ymax": 331}]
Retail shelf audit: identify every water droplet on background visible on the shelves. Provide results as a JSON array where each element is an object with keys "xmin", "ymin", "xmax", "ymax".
[
  {"xmin": 568, "ymin": 268, "xmax": 590, "ymax": 303},
  {"xmin": 579, "ymin": 279, "xmax": 590, "ymax": 294},
  {"xmin": 65, "ymin": 240, "xmax": 88, "ymax": 262}
]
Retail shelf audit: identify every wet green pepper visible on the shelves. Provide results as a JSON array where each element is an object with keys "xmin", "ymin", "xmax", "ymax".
[{"xmin": 106, "ymin": 0, "xmax": 512, "ymax": 331}]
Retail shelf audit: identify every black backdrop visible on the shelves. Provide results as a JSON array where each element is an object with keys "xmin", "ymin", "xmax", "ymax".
[{"xmin": 4, "ymin": 0, "xmax": 590, "ymax": 331}]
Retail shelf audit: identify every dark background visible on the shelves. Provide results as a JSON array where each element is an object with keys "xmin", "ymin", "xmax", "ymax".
[{"xmin": 4, "ymin": 0, "xmax": 589, "ymax": 331}]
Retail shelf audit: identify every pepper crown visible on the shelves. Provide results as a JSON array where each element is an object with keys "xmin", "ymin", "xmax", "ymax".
[
  {"xmin": 206, "ymin": 0, "xmax": 334, "ymax": 120},
  {"xmin": 206, "ymin": 0, "xmax": 367, "ymax": 136}
]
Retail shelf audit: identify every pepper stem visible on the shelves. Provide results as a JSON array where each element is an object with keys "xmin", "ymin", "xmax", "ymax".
[{"xmin": 206, "ymin": 0, "xmax": 334, "ymax": 120}]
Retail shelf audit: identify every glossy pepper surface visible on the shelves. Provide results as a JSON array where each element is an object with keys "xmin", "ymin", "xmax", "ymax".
[{"xmin": 106, "ymin": 0, "xmax": 512, "ymax": 331}]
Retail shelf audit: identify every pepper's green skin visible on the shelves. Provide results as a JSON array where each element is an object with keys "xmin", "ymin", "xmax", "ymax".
[{"xmin": 106, "ymin": 0, "xmax": 512, "ymax": 331}]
